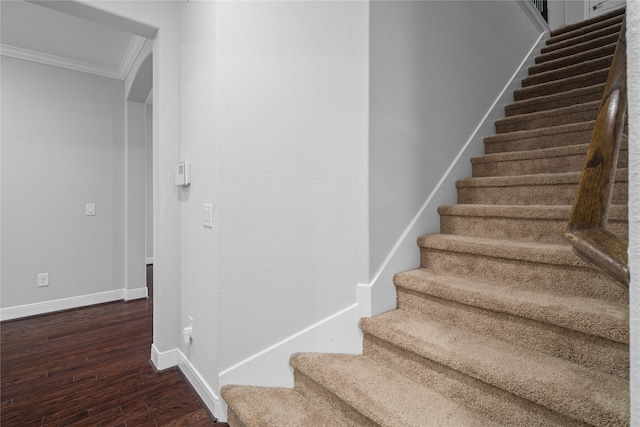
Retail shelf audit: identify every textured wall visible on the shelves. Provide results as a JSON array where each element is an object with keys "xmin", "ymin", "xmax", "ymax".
[
  {"xmin": 214, "ymin": 1, "xmax": 369, "ymax": 371},
  {"xmin": 1, "ymin": 57, "xmax": 125, "ymax": 308},
  {"xmin": 369, "ymin": 1, "xmax": 546, "ymax": 314},
  {"xmin": 626, "ymin": 0, "xmax": 639, "ymax": 423}
]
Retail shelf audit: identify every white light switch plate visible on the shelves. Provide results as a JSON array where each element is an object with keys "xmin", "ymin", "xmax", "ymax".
[
  {"xmin": 203, "ymin": 204, "xmax": 213, "ymax": 228},
  {"xmin": 86, "ymin": 203, "xmax": 96, "ymax": 216}
]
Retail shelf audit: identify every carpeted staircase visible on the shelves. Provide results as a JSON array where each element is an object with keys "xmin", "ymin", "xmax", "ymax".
[{"xmin": 221, "ymin": 8, "xmax": 629, "ymax": 426}]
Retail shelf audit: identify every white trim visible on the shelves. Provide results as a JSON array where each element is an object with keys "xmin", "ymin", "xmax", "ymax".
[
  {"xmin": 124, "ymin": 286, "xmax": 148, "ymax": 301},
  {"xmin": 150, "ymin": 343, "xmax": 179, "ymax": 371},
  {"xmin": 218, "ymin": 295, "xmax": 370, "ymax": 390},
  {"xmin": 177, "ymin": 350, "xmax": 226, "ymax": 421},
  {"xmin": 119, "ymin": 36, "xmax": 146, "ymax": 79},
  {"xmin": 367, "ymin": 30, "xmax": 550, "ymax": 316},
  {"xmin": 146, "ymin": 257, "xmax": 154, "ymax": 265},
  {"xmin": 0, "ymin": 289, "xmax": 125, "ymax": 321},
  {"xmin": 0, "ymin": 35, "xmax": 145, "ymax": 80}
]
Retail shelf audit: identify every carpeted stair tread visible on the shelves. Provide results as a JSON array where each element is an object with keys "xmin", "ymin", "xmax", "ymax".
[
  {"xmin": 514, "ymin": 68, "xmax": 609, "ymax": 101},
  {"xmin": 289, "ymin": 353, "xmax": 501, "ymax": 427},
  {"xmin": 418, "ymin": 234, "xmax": 629, "ymax": 303},
  {"xmin": 359, "ymin": 310, "xmax": 629, "ymax": 427},
  {"xmin": 505, "ymin": 83, "xmax": 605, "ymax": 116},
  {"xmin": 542, "ymin": 21, "xmax": 622, "ymax": 55},
  {"xmin": 471, "ymin": 142, "xmax": 627, "ymax": 176},
  {"xmin": 529, "ymin": 42, "xmax": 616, "ymax": 75},
  {"xmin": 456, "ymin": 174, "xmax": 627, "ymax": 205},
  {"xmin": 549, "ymin": 7, "xmax": 625, "ymax": 38},
  {"xmin": 457, "ymin": 168, "xmax": 627, "ymax": 188},
  {"xmin": 522, "ymin": 55, "xmax": 613, "ymax": 88},
  {"xmin": 419, "ymin": 233, "xmax": 591, "ymax": 267},
  {"xmin": 220, "ymin": 386, "xmax": 336, "ymax": 427},
  {"xmin": 537, "ymin": 31, "xmax": 619, "ymax": 64},
  {"xmin": 546, "ymin": 13, "xmax": 624, "ymax": 46},
  {"xmin": 393, "ymin": 268, "xmax": 628, "ymax": 343},
  {"xmin": 484, "ymin": 121, "xmax": 595, "ymax": 153},
  {"xmin": 495, "ymin": 100, "xmax": 599, "ymax": 133},
  {"xmin": 438, "ymin": 203, "xmax": 628, "ymax": 243}
]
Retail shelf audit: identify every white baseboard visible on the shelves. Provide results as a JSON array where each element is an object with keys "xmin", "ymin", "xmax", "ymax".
[
  {"xmin": 366, "ymin": 31, "xmax": 550, "ymax": 316},
  {"xmin": 150, "ymin": 343, "xmax": 179, "ymax": 371},
  {"xmin": 0, "ymin": 289, "xmax": 125, "ymax": 321},
  {"xmin": 149, "ymin": 344, "xmax": 226, "ymax": 420},
  {"xmin": 1, "ymin": 287, "xmax": 150, "ymax": 321},
  {"xmin": 177, "ymin": 350, "xmax": 226, "ymax": 421},
  {"xmin": 124, "ymin": 286, "xmax": 148, "ymax": 301}
]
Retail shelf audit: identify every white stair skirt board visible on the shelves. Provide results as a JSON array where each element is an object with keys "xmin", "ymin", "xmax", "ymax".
[
  {"xmin": 219, "ymin": 287, "xmax": 371, "ymax": 392},
  {"xmin": 367, "ymin": 30, "xmax": 550, "ymax": 316}
]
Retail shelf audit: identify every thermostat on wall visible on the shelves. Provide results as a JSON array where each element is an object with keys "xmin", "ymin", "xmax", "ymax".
[{"xmin": 175, "ymin": 161, "xmax": 191, "ymax": 186}]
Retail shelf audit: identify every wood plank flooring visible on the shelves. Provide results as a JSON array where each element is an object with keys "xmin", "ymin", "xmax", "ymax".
[{"xmin": 1, "ymin": 266, "xmax": 226, "ymax": 426}]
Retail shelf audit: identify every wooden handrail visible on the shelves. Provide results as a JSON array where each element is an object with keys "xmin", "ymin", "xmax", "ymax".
[{"xmin": 566, "ymin": 17, "xmax": 629, "ymax": 288}]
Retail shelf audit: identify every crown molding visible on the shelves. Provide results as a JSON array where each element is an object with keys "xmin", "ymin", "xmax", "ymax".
[{"xmin": 0, "ymin": 35, "xmax": 145, "ymax": 80}]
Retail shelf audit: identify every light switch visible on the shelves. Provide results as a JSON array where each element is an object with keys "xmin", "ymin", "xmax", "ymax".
[
  {"xmin": 203, "ymin": 204, "xmax": 213, "ymax": 228},
  {"xmin": 86, "ymin": 203, "xmax": 96, "ymax": 216}
]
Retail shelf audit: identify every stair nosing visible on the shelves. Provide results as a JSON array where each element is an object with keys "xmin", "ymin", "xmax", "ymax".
[
  {"xmin": 437, "ymin": 203, "xmax": 627, "ymax": 221},
  {"xmin": 456, "ymin": 168, "xmax": 627, "ymax": 188},
  {"xmin": 496, "ymin": 100, "xmax": 600, "ymax": 125}
]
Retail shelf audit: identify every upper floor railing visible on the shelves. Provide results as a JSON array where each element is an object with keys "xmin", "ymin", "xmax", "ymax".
[{"xmin": 531, "ymin": 0, "xmax": 548, "ymax": 22}]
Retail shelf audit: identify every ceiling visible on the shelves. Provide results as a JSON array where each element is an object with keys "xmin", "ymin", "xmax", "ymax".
[{"xmin": 0, "ymin": 0, "xmax": 146, "ymax": 80}]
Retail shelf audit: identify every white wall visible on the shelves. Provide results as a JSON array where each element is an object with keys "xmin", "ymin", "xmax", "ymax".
[
  {"xmin": 83, "ymin": 0, "xmax": 182, "ymax": 358},
  {"xmin": 177, "ymin": 0, "xmax": 219, "ymax": 393},
  {"xmin": 369, "ymin": 0, "xmax": 546, "ymax": 313},
  {"xmin": 213, "ymin": 0, "xmax": 369, "ymax": 373},
  {"xmin": 0, "ymin": 57, "xmax": 125, "ymax": 312},
  {"xmin": 145, "ymin": 103, "xmax": 153, "ymax": 263}
]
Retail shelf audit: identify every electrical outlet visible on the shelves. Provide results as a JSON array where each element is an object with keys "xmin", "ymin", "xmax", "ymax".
[
  {"xmin": 37, "ymin": 273, "xmax": 49, "ymax": 287},
  {"xmin": 188, "ymin": 316, "xmax": 194, "ymax": 340}
]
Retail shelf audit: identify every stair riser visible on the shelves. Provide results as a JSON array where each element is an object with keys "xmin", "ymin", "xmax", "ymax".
[
  {"xmin": 537, "ymin": 33, "xmax": 619, "ymax": 64},
  {"xmin": 496, "ymin": 106, "xmax": 598, "ymax": 133},
  {"xmin": 293, "ymin": 371, "xmax": 376, "ymax": 427},
  {"xmin": 439, "ymin": 214, "xmax": 628, "ymax": 245},
  {"xmin": 227, "ymin": 409, "xmax": 248, "ymax": 427},
  {"xmin": 471, "ymin": 148, "xmax": 628, "ymax": 177},
  {"xmin": 395, "ymin": 288, "xmax": 629, "ymax": 378},
  {"xmin": 514, "ymin": 69, "xmax": 608, "ymax": 101},
  {"xmin": 546, "ymin": 16, "xmax": 624, "ymax": 47},
  {"xmin": 505, "ymin": 85, "xmax": 604, "ymax": 116},
  {"xmin": 544, "ymin": 23, "xmax": 622, "ymax": 55},
  {"xmin": 456, "ymin": 180, "xmax": 627, "ymax": 206},
  {"xmin": 484, "ymin": 127, "xmax": 593, "ymax": 154},
  {"xmin": 362, "ymin": 334, "xmax": 583, "ymax": 427},
  {"xmin": 522, "ymin": 56, "xmax": 612, "ymax": 88},
  {"xmin": 419, "ymin": 248, "xmax": 628, "ymax": 303}
]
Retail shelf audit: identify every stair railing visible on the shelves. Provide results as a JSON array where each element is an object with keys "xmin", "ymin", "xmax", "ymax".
[{"xmin": 566, "ymin": 17, "xmax": 629, "ymax": 289}]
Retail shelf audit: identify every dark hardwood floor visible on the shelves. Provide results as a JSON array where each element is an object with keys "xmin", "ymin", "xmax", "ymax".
[{"xmin": 1, "ymin": 265, "xmax": 226, "ymax": 427}]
